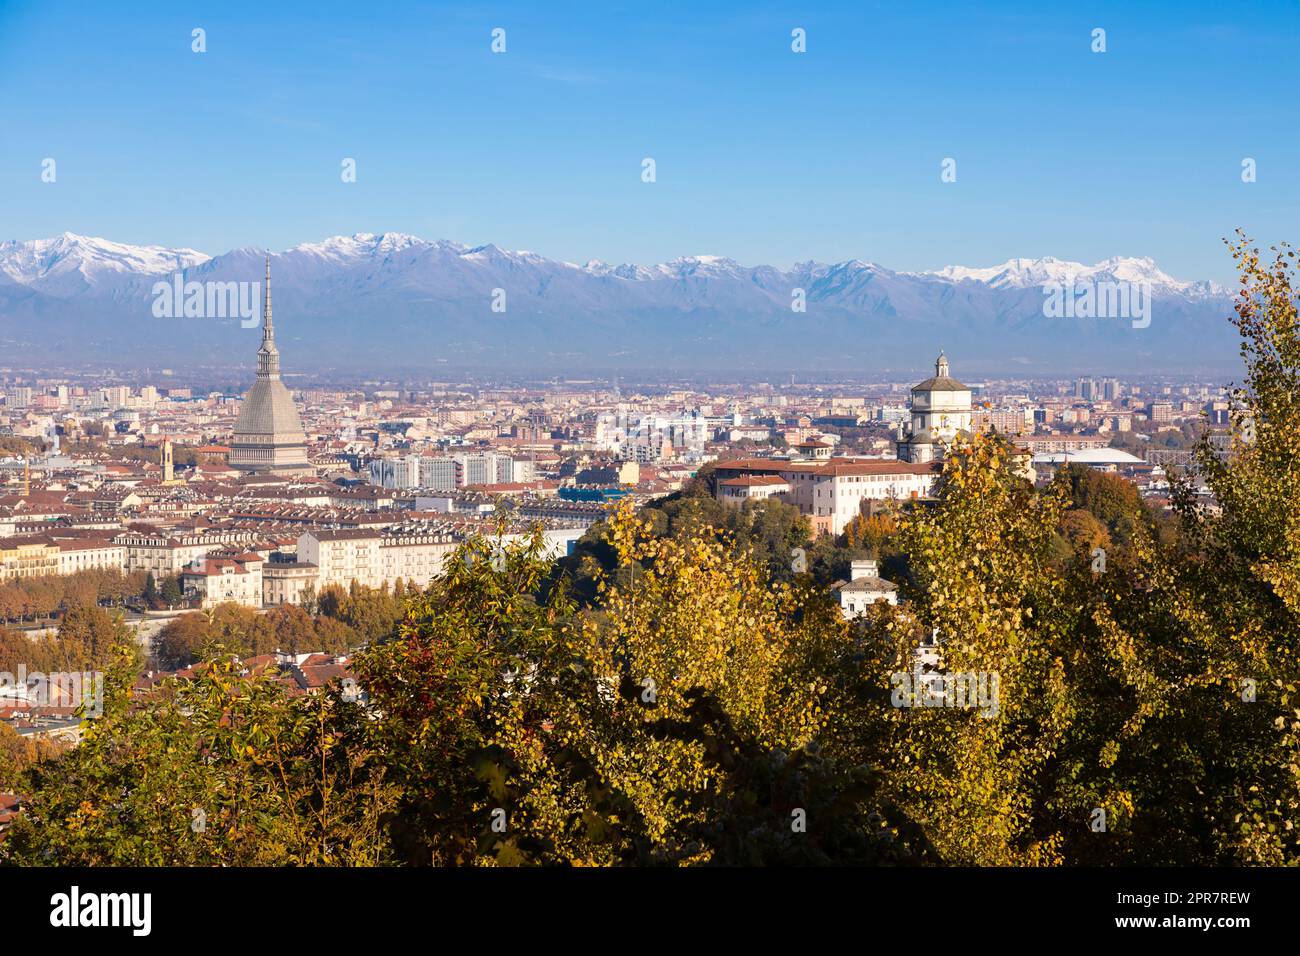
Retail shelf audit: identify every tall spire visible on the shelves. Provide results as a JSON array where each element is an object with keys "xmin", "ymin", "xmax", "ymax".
[
  {"xmin": 257, "ymin": 255, "xmax": 280, "ymax": 379},
  {"xmin": 262, "ymin": 255, "xmax": 274, "ymax": 342},
  {"xmin": 230, "ymin": 251, "xmax": 310, "ymax": 476}
]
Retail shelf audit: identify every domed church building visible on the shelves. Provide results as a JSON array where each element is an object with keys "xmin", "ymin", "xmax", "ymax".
[
  {"xmin": 896, "ymin": 351, "xmax": 972, "ymax": 464},
  {"xmin": 229, "ymin": 259, "xmax": 313, "ymax": 476}
]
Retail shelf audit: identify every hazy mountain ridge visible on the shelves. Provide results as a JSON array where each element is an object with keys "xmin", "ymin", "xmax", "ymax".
[{"xmin": 0, "ymin": 233, "xmax": 1239, "ymax": 373}]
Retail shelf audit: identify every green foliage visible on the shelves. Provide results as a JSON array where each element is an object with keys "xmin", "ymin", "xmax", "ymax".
[
  {"xmin": 352, "ymin": 512, "xmax": 926, "ymax": 865},
  {"xmin": 0, "ymin": 605, "xmax": 137, "ymax": 675},
  {"xmin": 1051, "ymin": 464, "xmax": 1151, "ymax": 550},
  {"xmin": 881, "ymin": 432, "xmax": 1074, "ymax": 865},
  {"xmin": 2, "ymin": 647, "xmax": 394, "ymax": 865},
  {"xmin": 0, "ymin": 568, "xmax": 145, "ymax": 624},
  {"xmin": 643, "ymin": 492, "xmax": 812, "ymax": 582},
  {"xmin": 154, "ymin": 602, "xmax": 364, "ymax": 670},
  {"xmin": 556, "ymin": 489, "xmax": 815, "ymax": 603},
  {"xmin": 159, "ymin": 574, "xmax": 183, "ymax": 607},
  {"xmin": 316, "ymin": 581, "xmax": 405, "ymax": 644},
  {"xmin": 142, "ymin": 573, "xmax": 159, "ymax": 608}
]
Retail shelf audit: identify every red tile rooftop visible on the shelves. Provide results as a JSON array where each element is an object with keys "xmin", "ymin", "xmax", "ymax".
[
  {"xmin": 182, "ymin": 558, "xmax": 250, "ymax": 576},
  {"xmin": 294, "ymin": 664, "xmax": 352, "ymax": 689}
]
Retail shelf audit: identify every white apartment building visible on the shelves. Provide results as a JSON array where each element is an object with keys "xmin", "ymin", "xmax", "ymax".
[
  {"xmin": 712, "ymin": 458, "xmax": 938, "ymax": 535},
  {"xmin": 495, "ymin": 456, "xmax": 535, "ymax": 484},
  {"xmin": 101, "ymin": 386, "xmax": 131, "ymax": 409},
  {"xmin": 4, "ymin": 387, "xmax": 33, "ymax": 409},
  {"xmin": 810, "ymin": 461, "xmax": 936, "ymax": 534},
  {"xmin": 717, "ymin": 475, "xmax": 790, "ymax": 504},
  {"xmin": 835, "ymin": 559, "xmax": 899, "ymax": 617},
  {"xmin": 459, "ymin": 454, "xmax": 497, "ymax": 487},
  {"xmin": 420, "ymin": 456, "xmax": 460, "ymax": 491},
  {"xmin": 262, "ymin": 560, "xmax": 321, "ymax": 606},
  {"xmin": 298, "ymin": 529, "xmax": 384, "ymax": 590},
  {"xmin": 369, "ymin": 455, "xmax": 422, "ymax": 489},
  {"xmin": 378, "ymin": 532, "xmax": 459, "ymax": 588},
  {"xmin": 54, "ymin": 538, "xmax": 126, "ymax": 575},
  {"xmin": 369, "ymin": 452, "xmax": 534, "ymax": 491},
  {"xmin": 296, "ymin": 524, "xmax": 579, "ymax": 597},
  {"xmin": 181, "ymin": 553, "xmax": 264, "ymax": 609},
  {"xmin": 114, "ymin": 530, "xmax": 262, "ymax": 576}
]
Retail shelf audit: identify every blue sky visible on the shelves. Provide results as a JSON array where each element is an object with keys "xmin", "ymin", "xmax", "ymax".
[{"xmin": 1, "ymin": 0, "xmax": 1297, "ymax": 282}]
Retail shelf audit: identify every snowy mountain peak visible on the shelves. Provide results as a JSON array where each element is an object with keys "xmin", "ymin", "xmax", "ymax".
[
  {"xmin": 0, "ymin": 233, "xmax": 210, "ymax": 286},
  {"xmin": 659, "ymin": 255, "xmax": 746, "ymax": 278},
  {"xmin": 288, "ymin": 232, "xmax": 431, "ymax": 262},
  {"xmin": 925, "ymin": 256, "xmax": 1224, "ymax": 296}
]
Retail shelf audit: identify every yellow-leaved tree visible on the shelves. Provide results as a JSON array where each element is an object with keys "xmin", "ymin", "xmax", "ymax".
[{"xmin": 878, "ymin": 432, "xmax": 1074, "ymax": 865}]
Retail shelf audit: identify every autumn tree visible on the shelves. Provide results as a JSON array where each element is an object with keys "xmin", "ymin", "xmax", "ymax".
[
  {"xmin": 2, "ymin": 647, "xmax": 395, "ymax": 866},
  {"xmin": 1136, "ymin": 233, "xmax": 1300, "ymax": 863},
  {"xmin": 875, "ymin": 431, "xmax": 1075, "ymax": 865}
]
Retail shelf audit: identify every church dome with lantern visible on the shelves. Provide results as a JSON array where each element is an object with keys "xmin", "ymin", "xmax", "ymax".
[{"xmin": 896, "ymin": 351, "xmax": 972, "ymax": 464}]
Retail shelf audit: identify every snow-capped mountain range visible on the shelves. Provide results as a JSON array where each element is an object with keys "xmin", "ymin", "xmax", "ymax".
[
  {"xmin": 0, "ymin": 232, "xmax": 1226, "ymax": 296},
  {"xmin": 0, "ymin": 234, "xmax": 210, "ymax": 295},
  {"xmin": 922, "ymin": 256, "xmax": 1224, "ymax": 297},
  {"xmin": 0, "ymin": 232, "xmax": 1236, "ymax": 372}
]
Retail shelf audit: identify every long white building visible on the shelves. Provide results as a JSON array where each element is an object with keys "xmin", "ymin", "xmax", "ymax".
[
  {"xmin": 115, "ymin": 529, "xmax": 263, "ymax": 575},
  {"xmin": 713, "ymin": 457, "xmax": 938, "ymax": 535},
  {"xmin": 368, "ymin": 452, "xmax": 535, "ymax": 491}
]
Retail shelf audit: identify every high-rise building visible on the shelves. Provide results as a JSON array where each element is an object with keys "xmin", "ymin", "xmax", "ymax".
[
  {"xmin": 4, "ymin": 387, "xmax": 32, "ymax": 408},
  {"xmin": 459, "ymin": 453, "xmax": 498, "ymax": 486},
  {"xmin": 419, "ymin": 456, "xmax": 461, "ymax": 491},
  {"xmin": 498, "ymin": 457, "xmax": 535, "ymax": 483},
  {"xmin": 972, "ymin": 408, "xmax": 1032, "ymax": 435},
  {"xmin": 101, "ymin": 386, "xmax": 130, "ymax": 408},
  {"xmin": 369, "ymin": 455, "xmax": 421, "ymax": 489},
  {"xmin": 229, "ymin": 259, "xmax": 313, "ymax": 475}
]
